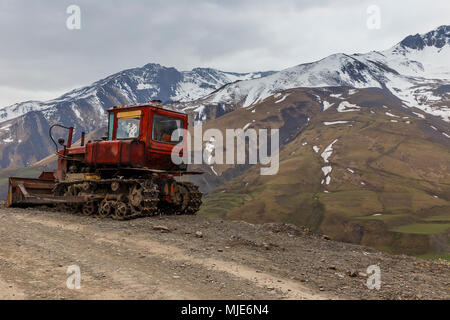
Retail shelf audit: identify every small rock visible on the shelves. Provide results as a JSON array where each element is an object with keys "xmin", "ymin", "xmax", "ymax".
[
  {"xmin": 153, "ymin": 225, "xmax": 170, "ymax": 232},
  {"xmin": 217, "ymin": 249, "xmax": 223, "ymax": 252},
  {"xmin": 172, "ymin": 275, "xmax": 180, "ymax": 279},
  {"xmin": 347, "ymin": 270, "xmax": 358, "ymax": 277},
  {"xmin": 327, "ymin": 266, "xmax": 337, "ymax": 270},
  {"xmin": 195, "ymin": 231, "xmax": 203, "ymax": 238},
  {"xmin": 322, "ymin": 235, "xmax": 331, "ymax": 240},
  {"xmin": 358, "ymin": 272, "xmax": 367, "ymax": 278}
]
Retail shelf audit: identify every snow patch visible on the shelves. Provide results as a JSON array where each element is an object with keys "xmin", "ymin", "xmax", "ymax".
[
  {"xmin": 322, "ymin": 101, "xmax": 334, "ymax": 111},
  {"xmin": 323, "ymin": 121, "xmax": 350, "ymax": 125},
  {"xmin": 137, "ymin": 83, "xmax": 155, "ymax": 90},
  {"xmin": 71, "ymin": 105, "xmax": 83, "ymax": 121},
  {"xmin": 321, "ymin": 139, "xmax": 338, "ymax": 163},
  {"xmin": 0, "ymin": 124, "xmax": 11, "ymax": 130},
  {"xmin": 412, "ymin": 112, "xmax": 425, "ymax": 119},
  {"xmin": 337, "ymin": 101, "xmax": 360, "ymax": 112},
  {"xmin": 385, "ymin": 112, "xmax": 399, "ymax": 118},
  {"xmin": 204, "ymin": 137, "xmax": 216, "ymax": 165},
  {"xmin": 275, "ymin": 94, "xmax": 290, "ymax": 104},
  {"xmin": 322, "ymin": 166, "xmax": 332, "ymax": 176},
  {"xmin": 319, "ymin": 140, "xmax": 338, "ymax": 187}
]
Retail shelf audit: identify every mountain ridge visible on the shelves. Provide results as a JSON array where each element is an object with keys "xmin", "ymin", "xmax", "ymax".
[
  {"xmin": 176, "ymin": 25, "xmax": 449, "ymax": 123},
  {"xmin": 0, "ymin": 25, "xmax": 448, "ymax": 170}
]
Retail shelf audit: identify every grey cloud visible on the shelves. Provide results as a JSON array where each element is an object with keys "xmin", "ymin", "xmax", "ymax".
[{"xmin": 0, "ymin": 0, "xmax": 448, "ymax": 106}]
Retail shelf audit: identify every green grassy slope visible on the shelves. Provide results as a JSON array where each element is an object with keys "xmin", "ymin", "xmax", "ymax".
[{"xmin": 199, "ymin": 87, "xmax": 450, "ymax": 257}]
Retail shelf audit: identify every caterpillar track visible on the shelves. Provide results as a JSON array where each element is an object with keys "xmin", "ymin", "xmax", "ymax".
[{"xmin": 53, "ymin": 178, "xmax": 202, "ymax": 220}]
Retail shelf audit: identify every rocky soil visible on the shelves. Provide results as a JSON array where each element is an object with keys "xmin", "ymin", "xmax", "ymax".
[{"xmin": 0, "ymin": 205, "xmax": 448, "ymax": 300}]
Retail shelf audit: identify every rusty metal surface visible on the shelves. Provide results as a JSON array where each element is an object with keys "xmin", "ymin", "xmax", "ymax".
[
  {"xmin": 17, "ymin": 195, "xmax": 90, "ymax": 204},
  {"xmin": 7, "ymin": 176, "xmax": 55, "ymax": 207},
  {"xmin": 85, "ymin": 140, "xmax": 146, "ymax": 167}
]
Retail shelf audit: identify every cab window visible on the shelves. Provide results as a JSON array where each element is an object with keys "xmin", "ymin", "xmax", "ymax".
[
  {"xmin": 108, "ymin": 113, "xmax": 114, "ymax": 140},
  {"xmin": 152, "ymin": 114, "xmax": 184, "ymax": 144},
  {"xmin": 116, "ymin": 110, "xmax": 142, "ymax": 139}
]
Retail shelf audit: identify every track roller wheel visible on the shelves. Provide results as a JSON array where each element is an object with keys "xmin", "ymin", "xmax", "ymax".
[
  {"xmin": 178, "ymin": 182, "xmax": 202, "ymax": 215},
  {"xmin": 129, "ymin": 184, "xmax": 144, "ymax": 208},
  {"xmin": 112, "ymin": 201, "xmax": 130, "ymax": 220},
  {"xmin": 82, "ymin": 201, "xmax": 98, "ymax": 216},
  {"xmin": 98, "ymin": 200, "xmax": 114, "ymax": 218},
  {"xmin": 58, "ymin": 187, "xmax": 81, "ymax": 214}
]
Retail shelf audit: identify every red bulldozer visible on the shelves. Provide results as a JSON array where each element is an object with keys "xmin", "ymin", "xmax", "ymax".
[{"xmin": 6, "ymin": 100, "xmax": 202, "ymax": 220}]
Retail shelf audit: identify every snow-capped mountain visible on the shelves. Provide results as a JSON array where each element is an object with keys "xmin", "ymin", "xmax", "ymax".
[
  {"xmin": 0, "ymin": 64, "xmax": 274, "ymax": 124},
  {"xmin": 182, "ymin": 25, "xmax": 449, "ymax": 122}
]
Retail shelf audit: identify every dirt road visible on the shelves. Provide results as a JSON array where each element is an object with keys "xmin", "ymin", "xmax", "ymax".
[{"xmin": 0, "ymin": 206, "xmax": 448, "ymax": 300}]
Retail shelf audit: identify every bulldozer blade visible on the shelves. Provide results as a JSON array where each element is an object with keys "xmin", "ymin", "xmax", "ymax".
[
  {"xmin": 6, "ymin": 172, "xmax": 93, "ymax": 207},
  {"xmin": 6, "ymin": 175, "xmax": 56, "ymax": 207}
]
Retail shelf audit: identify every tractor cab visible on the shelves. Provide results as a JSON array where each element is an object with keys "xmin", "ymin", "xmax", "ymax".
[
  {"xmin": 83, "ymin": 101, "xmax": 188, "ymax": 172},
  {"xmin": 107, "ymin": 102, "xmax": 185, "ymax": 145}
]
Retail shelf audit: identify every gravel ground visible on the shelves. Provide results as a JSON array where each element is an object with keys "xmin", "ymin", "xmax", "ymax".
[{"xmin": 0, "ymin": 205, "xmax": 448, "ymax": 300}]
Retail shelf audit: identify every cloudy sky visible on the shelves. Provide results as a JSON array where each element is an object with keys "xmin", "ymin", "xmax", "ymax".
[{"xmin": 0, "ymin": 0, "xmax": 448, "ymax": 106}]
